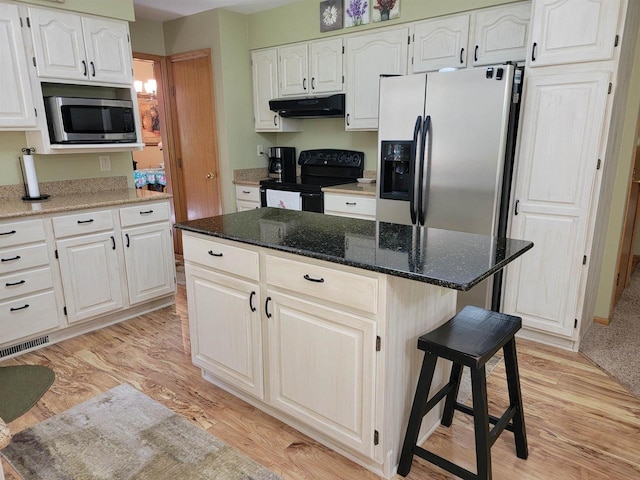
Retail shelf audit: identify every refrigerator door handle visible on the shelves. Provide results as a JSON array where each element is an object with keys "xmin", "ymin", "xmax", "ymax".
[
  {"xmin": 409, "ymin": 115, "xmax": 422, "ymax": 225},
  {"xmin": 418, "ymin": 115, "xmax": 431, "ymax": 225}
]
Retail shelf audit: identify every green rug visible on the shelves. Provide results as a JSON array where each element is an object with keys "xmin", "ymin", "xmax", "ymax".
[
  {"xmin": 0, "ymin": 365, "xmax": 55, "ymax": 423},
  {"xmin": 1, "ymin": 383, "xmax": 282, "ymax": 480}
]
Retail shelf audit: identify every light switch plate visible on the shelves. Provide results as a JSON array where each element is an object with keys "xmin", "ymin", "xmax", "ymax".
[{"xmin": 99, "ymin": 155, "xmax": 111, "ymax": 172}]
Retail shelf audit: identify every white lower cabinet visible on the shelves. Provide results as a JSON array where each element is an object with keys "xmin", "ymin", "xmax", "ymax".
[
  {"xmin": 186, "ymin": 264, "xmax": 263, "ymax": 399},
  {"xmin": 324, "ymin": 193, "xmax": 376, "ymax": 220},
  {"xmin": 267, "ymin": 291, "xmax": 376, "ymax": 456},
  {"xmin": 183, "ymin": 231, "xmax": 457, "ymax": 479},
  {"xmin": 0, "ymin": 218, "xmax": 61, "ymax": 345},
  {"xmin": 56, "ymin": 231, "xmax": 124, "ymax": 323},
  {"xmin": 122, "ymin": 223, "xmax": 174, "ymax": 305},
  {"xmin": 235, "ymin": 185, "xmax": 261, "ymax": 212}
]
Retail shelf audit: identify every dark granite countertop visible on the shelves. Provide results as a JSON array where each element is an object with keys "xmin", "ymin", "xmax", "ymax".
[{"xmin": 175, "ymin": 208, "xmax": 533, "ymax": 291}]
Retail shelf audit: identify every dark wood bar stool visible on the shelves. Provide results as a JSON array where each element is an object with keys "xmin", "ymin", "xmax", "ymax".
[{"xmin": 398, "ymin": 305, "xmax": 528, "ymax": 480}]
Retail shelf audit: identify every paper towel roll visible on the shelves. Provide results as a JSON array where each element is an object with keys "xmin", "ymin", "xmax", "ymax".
[{"xmin": 22, "ymin": 154, "xmax": 40, "ymax": 198}]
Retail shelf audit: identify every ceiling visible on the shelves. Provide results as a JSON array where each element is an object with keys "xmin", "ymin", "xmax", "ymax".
[{"xmin": 133, "ymin": 0, "xmax": 303, "ymax": 22}]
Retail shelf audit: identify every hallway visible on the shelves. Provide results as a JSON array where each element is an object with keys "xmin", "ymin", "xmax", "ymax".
[{"xmin": 580, "ymin": 267, "xmax": 640, "ymax": 396}]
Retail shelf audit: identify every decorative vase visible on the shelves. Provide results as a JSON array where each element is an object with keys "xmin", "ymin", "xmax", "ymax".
[{"xmin": 381, "ymin": 10, "xmax": 389, "ymax": 20}]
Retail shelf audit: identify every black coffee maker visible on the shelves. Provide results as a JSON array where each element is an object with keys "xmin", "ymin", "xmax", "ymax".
[{"xmin": 268, "ymin": 147, "xmax": 296, "ymax": 183}]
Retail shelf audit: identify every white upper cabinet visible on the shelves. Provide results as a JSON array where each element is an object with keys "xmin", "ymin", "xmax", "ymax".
[
  {"xmin": 0, "ymin": 3, "xmax": 36, "ymax": 129},
  {"xmin": 279, "ymin": 38, "xmax": 344, "ymax": 96},
  {"xmin": 410, "ymin": 14, "xmax": 470, "ymax": 73},
  {"xmin": 528, "ymin": 0, "xmax": 622, "ymax": 67},
  {"xmin": 345, "ymin": 27, "xmax": 409, "ymax": 130},
  {"xmin": 471, "ymin": 2, "xmax": 531, "ymax": 66},
  {"xmin": 27, "ymin": 7, "xmax": 133, "ymax": 85},
  {"xmin": 309, "ymin": 37, "xmax": 343, "ymax": 94},
  {"xmin": 251, "ymin": 47, "xmax": 301, "ymax": 132},
  {"xmin": 279, "ymin": 43, "xmax": 308, "ymax": 96}
]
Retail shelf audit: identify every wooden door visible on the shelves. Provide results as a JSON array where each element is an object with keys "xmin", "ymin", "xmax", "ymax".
[
  {"xmin": 167, "ymin": 49, "xmax": 222, "ymax": 253},
  {"xmin": 614, "ymin": 117, "xmax": 640, "ymax": 305}
]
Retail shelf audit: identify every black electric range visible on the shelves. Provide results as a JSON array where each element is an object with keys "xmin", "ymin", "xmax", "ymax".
[{"xmin": 260, "ymin": 149, "xmax": 364, "ymax": 213}]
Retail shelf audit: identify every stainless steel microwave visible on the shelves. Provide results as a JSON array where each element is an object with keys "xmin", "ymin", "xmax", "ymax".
[{"xmin": 44, "ymin": 96, "xmax": 137, "ymax": 144}]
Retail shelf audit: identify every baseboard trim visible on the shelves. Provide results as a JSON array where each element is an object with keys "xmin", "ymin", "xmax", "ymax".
[
  {"xmin": 633, "ymin": 255, "xmax": 640, "ymax": 271},
  {"xmin": 594, "ymin": 316, "xmax": 610, "ymax": 325}
]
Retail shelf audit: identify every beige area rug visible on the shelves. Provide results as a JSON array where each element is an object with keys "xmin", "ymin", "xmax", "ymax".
[
  {"xmin": 580, "ymin": 268, "xmax": 640, "ymax": 397},
  {"xmin": 1, "ymin": 384, "xmax": 281, "ymax": 480}
]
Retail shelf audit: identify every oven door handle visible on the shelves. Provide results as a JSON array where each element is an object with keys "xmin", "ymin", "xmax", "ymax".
[{"xmin": 300, "ymin": 192, "xmax": 322, "ymax": 198}]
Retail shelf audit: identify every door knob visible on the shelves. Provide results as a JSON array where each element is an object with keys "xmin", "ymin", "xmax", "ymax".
[{"xmin": 206, "ymin": 172, "xmax": 216, "ymax": 179}]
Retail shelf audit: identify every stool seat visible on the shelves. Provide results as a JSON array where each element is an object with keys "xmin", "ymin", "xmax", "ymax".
[
  {"xmin": 398, "ymin": 306, "xmax": 528, "ymax": 480},
  {"xmin": 418, "ymin": 305, "xmax": 522, "ymax": 369}
]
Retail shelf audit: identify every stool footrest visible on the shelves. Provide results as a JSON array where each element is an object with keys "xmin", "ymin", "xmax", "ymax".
[
  {"xmin": 413, "ymin": 445, "xmax": 479, "ymax": 480},
  {"xmin": 453, "ymin": 402, "xmax": 515, "ymax": 435},
  {"xmin": 489, "ymin": 405, "xmax": 517, "ymax": 447},
  {"xmin": 421, "ymin": 381, "xmax": 457, "ymax": 418}
]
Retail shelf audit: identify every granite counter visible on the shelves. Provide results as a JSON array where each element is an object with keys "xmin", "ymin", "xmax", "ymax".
[
  {"xmin": 175, "ymin": 208, "xmax": 532, "ymax": 291},
  {"xmin": 0, "ymin": 189, "xmax": 171, "ymax": 220}
]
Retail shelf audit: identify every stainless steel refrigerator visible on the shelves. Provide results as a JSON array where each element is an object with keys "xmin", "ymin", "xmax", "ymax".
[{"xmin": 375, "ymin": 65, "xmax": 523, "ymax": 311}]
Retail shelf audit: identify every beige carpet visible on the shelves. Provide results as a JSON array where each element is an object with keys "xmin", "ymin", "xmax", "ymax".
[
  {"xmin": 1, "ymin": 384, "xmax": 281, "ymax": 480},
  {"xmin": 580, "ymin": 268, "xmax": 640, "ymax": 397}
]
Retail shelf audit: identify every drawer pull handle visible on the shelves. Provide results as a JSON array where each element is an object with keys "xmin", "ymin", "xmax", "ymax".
[
  {"xmin": 10, "ymin": 304, "xmax": 29, "ymax": 312},
  {"xmin": 345, "ymin": 202, "xmax": 357, "ymax": 206},
  {"xmin": 111, "ymin": 236, "xmax": 116, "ymax": 250},
  {"xmin": 125, "ymin": 233, "xmax": 130, "ymax": 248},
  {"xmin": 265, "ymin": 296, "xmax": 272, "ymax": 318},
  {"xmin": 208, "ymin": 250, "xmax": 223, "ymax": 257},
  {"xmin": 303, "ymin": 274, "xmax": 325, "ymax": 283},
  {"xmin": 6, "ymin": 280, "xmax": 26, "ymax": 287},
  {"xmin": 77, "ymin": 219, "xmax": 94, "ymax": 224},
  {"xmin": 242, "ymin": 190, "xmax": 251, "ymax": 194},
  {"xmin": 249, "ymin": 291, "xmax": 256, "ymax": 312},
  {"xmin": 139, "ymin": 210, "xmax": 154, "ymax": 215},
  {"xmin": 0, "ymin": 230, "xmax": 16, "ymax": 236},
  {"xmin": 1, "ymin": 255, "xmax": 21, "ymax": 262}
]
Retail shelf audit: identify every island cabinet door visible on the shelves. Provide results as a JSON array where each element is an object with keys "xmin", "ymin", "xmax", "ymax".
[
  {"xmin": 186, "ymin": 264, "xmax": 264, "ymax": 400},
  {"xmin": 266, "ymin": 291, "xmax": 377, "ymax": 457}
]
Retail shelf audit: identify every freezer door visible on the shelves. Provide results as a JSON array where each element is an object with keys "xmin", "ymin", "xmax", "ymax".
[
  {"xmin": 376, "ymin": 74, "xmax": 427, "ymax": 226},
  {"xmin": 423, "ymin": 65, "xmax": 514, "ymax": 310},
  {"xmin": 422, "ymin": 65, "xmax": 514, "ymax": 236}
]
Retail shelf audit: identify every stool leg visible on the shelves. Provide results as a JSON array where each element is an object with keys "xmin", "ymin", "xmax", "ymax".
[
  {"xmin": 503, "ymin": 339, "xmax": 528, "ymax": 459},
  {"xmin": 471, "ymin": 366, "xmax": 492, "ymax": 480},
  {"xmin": 398, "ymin": 352, "xmax": 438, "ymax": 477},
  {"xmin": 441, "ymin": 362, "xmax": 463, "ymax": 427}
]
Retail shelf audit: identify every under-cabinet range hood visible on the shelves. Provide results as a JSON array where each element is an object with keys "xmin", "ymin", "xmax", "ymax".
[{"xmin": 269, "ymin": 94, "xmax": 345, "ymax": 118}]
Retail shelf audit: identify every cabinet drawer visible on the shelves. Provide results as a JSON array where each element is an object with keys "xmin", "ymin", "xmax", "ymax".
[
  {"xmin": 0, "ymin": 290, "xmax": 60, "ymax": 345},
  {"xmin": 120, "ymin": 202, "xmax": 170, "ymax": 227},
  {"xmin": 324, "ymin": 194, "xmax": 376, "ymax": 217},
  {"xmin": 0, "ymin": 219, "xmax": 46, "ymax": 248},
  {"xmin": 0, "ymin": 267, "xmax": 53, "ymax": 301},
  {"xmin": 53, "ymin": 210, "xmax": 114, "ymax": 238},
  {"xmin": 265, "ymin": 255, "xmax": 379, "ymax": 314},
  {"xmin": 183, "ymin": 234, "xmax": 259, "ymax": 281},
  {"xmin": 0, "ymin": 244, "xmax": 50, "ymax": 275},
  {"xmin": 235, "ymin": 185, "xmax": 260, "ymax": 203}
]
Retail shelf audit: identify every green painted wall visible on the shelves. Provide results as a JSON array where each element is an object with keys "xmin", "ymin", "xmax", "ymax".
[
  {"xmin": 130, "ymin": 18, "xmax": 166, "ymax": 56},
  {"xmin": 0, "ymin": 1, "xmax": 136, "ymax": 190},
  {"xmin": 594, "ymin": 27, "xmax": 640, "ymax": 320},
  {"xmin": 247, "ymin": 0, "xmax": 516, "ymax": 48}
]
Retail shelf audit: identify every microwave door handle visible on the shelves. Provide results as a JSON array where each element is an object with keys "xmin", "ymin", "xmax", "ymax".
[
  {"xmin": 418, "ymin": 115, "xmax": 431, "ymax": 226},
  {"xmin": 410, "ymin": 116, "xmax": 422, "ymax": 225}
]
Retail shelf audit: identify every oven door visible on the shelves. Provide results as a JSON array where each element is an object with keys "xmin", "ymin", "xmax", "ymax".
[{"xmin": 260, "ymin": 187, "xmax": 323, "ymax": 213}]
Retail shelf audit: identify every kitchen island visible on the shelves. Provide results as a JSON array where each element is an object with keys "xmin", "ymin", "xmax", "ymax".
[{"xmin": 175, "ymin": 208, "xmax": 532, "ymax": 479}]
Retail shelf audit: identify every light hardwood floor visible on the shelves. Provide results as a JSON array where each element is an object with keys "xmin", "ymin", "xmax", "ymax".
[{"xmin": 2, "ymin": 285, "xmax": 640, "ymax": 479}]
